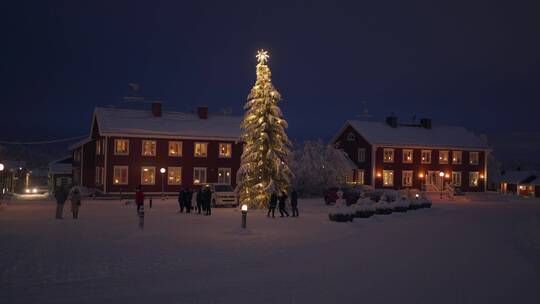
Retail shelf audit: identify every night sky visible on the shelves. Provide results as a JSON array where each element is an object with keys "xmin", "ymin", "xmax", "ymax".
[{"xmin": 2, "ymin": 1, "xmax": 539, "ymax": 166}]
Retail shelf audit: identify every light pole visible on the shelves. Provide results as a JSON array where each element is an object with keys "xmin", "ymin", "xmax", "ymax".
[
  {"xmin": 160, "ymin": 168, "xmax": 166, "ymax": 200},
  {"xmin": 0, "ymin": 163, "xmax": 4, "ymax": 198},
  {"xmin": 241, "ymin": 204, "xmax": 248, "ymax": 229},
  {"xmin": 439, "ymin": 171, "xmax": 445, "ymax": 199}
]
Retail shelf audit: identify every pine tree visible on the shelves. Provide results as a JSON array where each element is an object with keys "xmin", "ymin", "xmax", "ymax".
[{"xmin": 237, "ymin": 50, "xmax": 292, "ymax": 209}]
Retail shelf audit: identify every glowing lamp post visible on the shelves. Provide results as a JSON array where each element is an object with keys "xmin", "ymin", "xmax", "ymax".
[
  {"xmin": 241, "ymin": 204, "xmax": 248, "ymax": 229},
  {"xmin": 439, "ymin": 171, "xmax": 445, "ymax": 199},
  {"xmin": 160, "ymin": 168, "xmax": 166, "ymax": 200},
  {"xmin": 0, "ymin": 163, "xmax": 4, "ymax": 172}
]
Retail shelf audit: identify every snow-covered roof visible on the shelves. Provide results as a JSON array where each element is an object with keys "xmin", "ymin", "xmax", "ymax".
[
  {"xmin": 339, "ymin": 120, "xmax": 489, "ymax": 150},
  {"xmin": 92, "ymin": 107, "xmax": 242, "ymax": 140},
  {"xmin": 48, "ymin": 156, "xmax": 73, "ymax": 175},
  {"xmin": 500, "ymin": 171, "xmax": 540, "ymax": 185}
]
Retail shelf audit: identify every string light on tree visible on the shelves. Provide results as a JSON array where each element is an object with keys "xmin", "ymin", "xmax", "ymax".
[{"xmin": 236, "ymin": 49, "xmax": 292, "ymax": 209}]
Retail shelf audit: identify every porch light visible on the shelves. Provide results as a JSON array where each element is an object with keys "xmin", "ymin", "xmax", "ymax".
[
  {"xmin": 418, "ymin": 173, "xmax": 424, "ymax": 178},
  {"xmin": 376, "ymin": 172, "xmax": 382, "ymax": 177},
  {"xmin": 445, "ymin": 173, "xmax": 450, "ymax": 178},
  {"xmin": 480, "ymin": 174, "xmax": 485, "ymax": 179},
  {"xmin": 0, "ymin": 163, "xmax": 4, "ymax": 171}
]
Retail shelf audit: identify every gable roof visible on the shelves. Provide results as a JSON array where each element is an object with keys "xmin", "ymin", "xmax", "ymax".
[
  {"xmin": 500, "ymin": 171, "xmax": 540, "ymax": 185},
  {"xmin": 91, "ymin": 107, "xmax": 242, "ymax": 140},
  {"xmin": 336, "ymin": 120, "xmax": 489, "ymax": 150}
]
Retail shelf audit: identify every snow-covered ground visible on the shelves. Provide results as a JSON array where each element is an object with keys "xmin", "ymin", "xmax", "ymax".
[{"xmin": 1, "ymin": 194, "xmax": 540, "ymax": 304}]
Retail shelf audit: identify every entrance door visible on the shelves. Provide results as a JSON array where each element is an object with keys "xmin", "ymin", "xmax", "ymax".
[{"xmin": 426, "ymin": 171, "xmax": 437, "ymax": 186}]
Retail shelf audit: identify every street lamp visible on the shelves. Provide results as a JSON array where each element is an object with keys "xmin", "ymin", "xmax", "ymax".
[
  {"xmin": 439, "ymin": 171, "xmax": 445, "ymax": 199},
  {"xmin": 160, "ymin": 168, "xmax": 166, "ymax": 200},
  {"xmin": 241, "ymin": 204, "xmax": 248, "ymax": 229}
]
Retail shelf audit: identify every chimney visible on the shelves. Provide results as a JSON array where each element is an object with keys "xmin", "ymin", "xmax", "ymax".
[
  {"xmin": 197, "ymin": 106, "xmax": 208, "ymax": 119},
  {"xmin": 152, "ymin": 101, "xmax": 162, "ymax": 117},
  {"xmin": 385, "ymin": 115, "xmax": 398, "ymax": 128},
  {"xmin": 420, "ymin": 118, "xmax": 432, "ymax": 129}
]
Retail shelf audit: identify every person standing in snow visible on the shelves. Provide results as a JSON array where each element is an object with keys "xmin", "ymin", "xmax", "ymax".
[
  {"xmin": 177, "ymin": 187, "xmax": 185, "ymax": 213},
  {"xmin": 135, "ymin": 185, "xmax": 144, "ymax": 214},
  {"xmin": 278, "ymin": 191, "xmax": 289, "ymax": 217},
  {"xmin": 267, "ymin": 192, "xmax": 277, "ymax": 218},
  {"xmin": 291, "ymin": 189, "xmax": 299, "ymax": 217},
  {"xmin": 196, "ymin": 187, "xmax": 203, "ymax": 214},
  {"xmin": 69, "ymin": 186, "xmax": 82, "ymax": 219},
  {"xmin": 203, "ymin": 185, "xmax": 212, "ymax": 216},
  {"xmin": 54, "ymin": 186, "xmax": 68, "ymax": 219}
]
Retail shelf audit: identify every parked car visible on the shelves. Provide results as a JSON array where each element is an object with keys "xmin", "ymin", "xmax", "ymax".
[{"xmin": 208, "ymin": 184, "xmax": 238, "ymax": 207}]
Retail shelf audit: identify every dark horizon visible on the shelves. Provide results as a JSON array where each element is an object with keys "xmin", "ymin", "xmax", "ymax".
[{"xmin": 1, "ymin": 1, "xmax": 539, "ymax": 167}]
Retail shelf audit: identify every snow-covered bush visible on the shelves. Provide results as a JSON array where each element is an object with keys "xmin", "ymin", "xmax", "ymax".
[
  {"xmin": 328, "ymin": 205, "xmax": 354, "ymax": 222},
  {"xmin": 374, "ymin": 194, "xmax": 393, "ymax": 214},
  {"xmin": 290, "ymin": 140, "xmax": 352, "ymax": 196},
  {"xmin": 353, "ymin": 197, "xmax": 376, "ymax": 218}
]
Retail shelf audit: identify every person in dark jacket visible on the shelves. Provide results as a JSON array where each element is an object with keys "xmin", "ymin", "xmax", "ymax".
[
  {"xmin": 135, "ymin": 186, "xmax": 144, "ymax": 214},
  {"xmin": 267, "ymin": 192, "xmax": 277, "ymax": 218},
  {"xmin": 278, "ymin": 191, "xmax": 289, "ymax": 217},
  {"xmin": 54, "ymin": 186, "xmax": 68, "ymax": 219},
  {"xmin": 203, "ymin": 185, "xmax": 212, "ymax": 216},
  {"xmin": 177, "ymin": 187, "xmax": 185, "ymax": 213},
  {"xmin": 196, "ymin": 188, "xmax": 204, "ymax": 214},
  {"xmin": 185, "ymin": 188, "xmax": 193, "ymax": 213},
  {"xmin": 291, "ymin": 189, "xmax": 299, "ymax": 217}
]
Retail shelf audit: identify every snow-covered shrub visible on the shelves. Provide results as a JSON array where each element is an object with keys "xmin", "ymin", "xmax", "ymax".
[
  {"xmin": 406, "ymin": 189, "xmax": 429, "ymax": 209},
  {"xmin": 374, "ymin": 195, "xmax": 393, "ymax": 215},
  {"xmin": 353, "ymin": 197, "xmax": 376, "ymax": 218},
  {"xmin": 290, "ymin": 140, "xmax": 352, "ymax": 196}
]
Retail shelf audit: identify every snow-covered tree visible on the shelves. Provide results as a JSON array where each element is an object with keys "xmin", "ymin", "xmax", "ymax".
[
  {"xmin": 236, "ymin": 50, "xmax": 292, "ymax": 209},
  {"xmin": 290, "ymin": 140, "xmax": 352, "ymax": 196}
]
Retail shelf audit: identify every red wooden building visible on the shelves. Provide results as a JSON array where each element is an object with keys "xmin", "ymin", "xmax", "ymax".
[
  {"xmin": 71, "ymin": 102, "xmax": 242, "ymax": 194},
  {"xmin": 332, "ymin": 116, "xmax": 490, "ymax": 192}
]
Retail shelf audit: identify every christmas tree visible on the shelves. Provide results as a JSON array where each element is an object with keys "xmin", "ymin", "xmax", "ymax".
[{"xmin": 237, "ymin": 50, "xmax": 292, "ymax": 209}]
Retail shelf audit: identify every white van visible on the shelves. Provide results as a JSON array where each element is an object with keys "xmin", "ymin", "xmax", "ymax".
[{"xmin": 209, "ymin": 184, "xmax": 238, "ymax": 206}]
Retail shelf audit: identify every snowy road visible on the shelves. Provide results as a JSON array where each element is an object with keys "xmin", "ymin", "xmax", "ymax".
[{"xmin": 1, "ymin": 195, "xmax": 539, "ymax": 303}]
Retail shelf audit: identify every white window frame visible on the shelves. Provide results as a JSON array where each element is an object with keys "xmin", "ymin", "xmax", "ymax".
[
  {"xmin": 439, "ymin": 150, "xmax": 449, "ymax": 164},
  {"xmin": 452, "ymin": 171, "xmax": 462, "ymax": 187},
  {"xmin": 193, "ymin": 167, "xmax": 207, "ymax": 185},
  {"xmin": 113, "ymin": 166, "xmax": 128, "ymax": 185},
  {"xmin": 95, "ymin": 166, "xmax": 104, "ymax": 185},
  {"xmin": 141, "ymin": 166, "xmax": 156, "ymax": 185},
  {"xmin": 402, "ymin": 149, "xmax": 413, "ymax": 163},
  {"xmin": 167, "ymin": 166, "xmax": 182, "ymax": 185},
  {"xmin": 469, "ymin": 152, "xmax": 479, "ymax": 165},
  {"xmin": 469, "ymin": 172, "xmax": 479, "ymax": 187},
  {"xmin": 219, "ymin": 143, "xmax": 232, "ymax": 158},
  {"xmin": 194, "ymin": 142, "xmax": 208, "ymax": 158},
  {"xmin": 357, "ymin": 148, "xmax": 366, "ymax": 163},
  {"xmin": 402, "ymin": 170, "xmax": 413, "ymax": 187},
  {"xmin": 421, "ymin": 150, "xmax": 432, "ymax": 164},
  {"xmin": 452, "ymin": 151, "xmax": 462, "ymax": 164},
  {"xmin": 217, "ymin": 168, "xmax": 232, "ymax": 184},
  {"xmin": 96, "ymin": 139, "xmax": 102, "ymax": 155},
  {"xmin": 168, "ymin": 141, "xmax": 183, "ymax": 157},
  {"xmin": 142, "ymin": 140, "xmax": 157, "ymax": 157},
  {"xmin": 114, "ymin": 139, "xmax": 129, "ymax": 156},
  {"xmin": 383, "ymin": 148, "xmax": 394, "ymax": 163},
  {"xmin": 383, "ymin": 170, "xmax": 394, "ymax": 187}
]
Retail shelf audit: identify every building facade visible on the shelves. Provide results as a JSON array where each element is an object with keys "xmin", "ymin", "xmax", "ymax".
[
  {"xmin": 71, "ymin": 102, "xmax": 243, "ymax": 194},
  {"xmin": 332, "ymin": 117, "xmax": 490, "ymax": 192}
]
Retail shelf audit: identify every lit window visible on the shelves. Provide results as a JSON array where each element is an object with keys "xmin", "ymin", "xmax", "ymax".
[
  {"xmin": 356, "ymin": 169, "xmax": 365, "ymax": 184},
  {"xmin": 357, "ymin": 148, "xmax": 366, "ymax": 163},
  {"xmin": 142, "ymin": 140, "xmax": 157, "ymax": 156},
  {"xmin": 452, "ymin": 172, "xmax": 462, "ymax": 186},
  {"xmin": 452, "ymin": 151, "xmax": 462, "ymax": 164},
  {"xmin": 421, "ymin": 150, "xmax": 431, "ymax": 164},
  {"xmin": 439, "ymin": 151, "xmax": 449, "ymax": 164},
  {"xmin": 113, "ymin": 166, "xmax": 128, "ymax": 185},
  {"xmin": 168, "ymin": 141, "xmax": 183, "ymax": 157},
  {"xmin": 383, "ymin": 149, "xmax": 394, "ymax": 163},
  {"xmin": 194, "ymin": 143, "xmax": 208, "ymax": 158},
  {"xmin": 141, "ymin": 167, "xmax": 156, "ymax": 185},
  {"xmin": 402, "ymin": 170, "xmax": 413, "ymax": 187},
  {"xmin": 469, "ymin": 171, "xmax": 479, "ymax": 187},
  {"xmin": 383, "ymin": 170, "xmax": 394, "ymax": 187},
  {"xmin": 469, "ymin": 152, "xmax": 479, "ymax": 165},
  {"xmin": 114, "ymin": 139, "xmax": 129, "ymax": 155},
  {"xmin": 402, "ymin": 149, "xmax": 413, "ymax": 163},
  {"xmin": 219, "ymin": 143, "xmax": 232, "ymax": 158},
  {"xmin": 96, "ymin": 140, "xmax": 102, "ymax": 155},
  {"xmin": 218, "ymin": 168, "xmax": 232, "ymax": 184},
  {"xmin": 193, "ymin": 167, "xmax": 207, "ymax": 184},
  {"xmin": 168, "ymin": 167, "xmax": 182, "ymax": 185}
]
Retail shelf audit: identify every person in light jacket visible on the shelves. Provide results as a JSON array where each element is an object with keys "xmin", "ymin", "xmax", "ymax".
[{"xmin": 69, "ymin": 187, "xmax": 82, "ymax": 219}]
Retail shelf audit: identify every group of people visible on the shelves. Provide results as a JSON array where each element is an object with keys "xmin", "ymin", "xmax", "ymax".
[
  {"xmin": 267, "ymin": 189, "xmax": 299, "ymax": 218},
  {"xmin": 54, "ymin": 185, "xmax": 82, "ymax": 219},
  {"xmin": 178, "ymin": 186, "xmax": 212, "ymax": 216}
]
